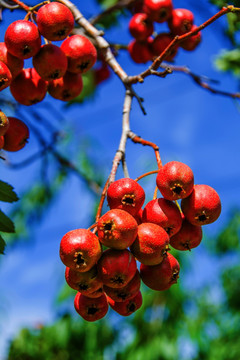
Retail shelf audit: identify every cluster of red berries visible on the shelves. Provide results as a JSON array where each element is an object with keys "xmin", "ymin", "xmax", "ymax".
[
  {"xmin": 0, "ymin": 110, "xmax": 29, "ymax": 152},
  {"xmin": 0, "ymin": 2, "xmax": 98, "ymax": 104},
  {"xmin": 59, "ymin": 161, "xmax": 221, "ymax": 322},
  {"xmin": 128, "ymin": 0, "xmax": 202, "ymax": 64}
]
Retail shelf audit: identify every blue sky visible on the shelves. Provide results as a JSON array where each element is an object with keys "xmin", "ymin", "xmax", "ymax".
[{"xmin": 0, "ymin": 0, "xmax": 240, "ymax": 357}]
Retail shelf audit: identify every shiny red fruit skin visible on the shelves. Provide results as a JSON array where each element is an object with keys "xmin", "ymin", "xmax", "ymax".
[
  {"xmin": 0, "ymin": 60, "xmax": 12, "ymax": 91},
  {"xmin": 128, "ymin": 38, "xmax": 153, "ymax": 64},
  {"xmin": 0, "ymin": 136, "xmax": 4, "ymax": 149},
  {"xmin": 140, "ymin": 252, "xmax": 180, "ymax": 291},
  {"xmin": 3, "ymin": 117, "xmax": 29, "ymax": 152},
  {"xmin": 33, "ymin": 44, "xmax": 68, "ymax": 81},
  {"xmin": 36, "ymin": 2, "xmax": 74, "ymax": 41},
  {"xmin": 10, "ymin": 68, "xmax": 47, "ymax": 106},
  {"xmin": 97, "ymin": 209, "xmax": 138, "ymax": 250},
  {"xmin": 130, "ymin": 222, "xmax": 169, "ymax": 265},
  {"xmin": 142, "ymin": 198, "xmax": 182, "ymax": 236},
  {"xmin": 168, "ymin": 8, "xmax": 194, "ymax": 35},
  {"xmin": 4, "ymin": 20, "xmax": 41, "ymax": 59},
  {"xmin": 151, "ymin": 33, "xmax": 178, "ymax": 62},
  {"xmin": 0, "ymin": 110, "xmax": 9, "ymax": 136},
  {"xmin": 107, "ymin": 178, "xmax": 145, "ymax": 217},
  {"xmin": 48, "ymin": 71, "xmax": 83, "ymax": 101},
  {"xmin": 0, "ymin": 42, "xmax": 23, "ymax": 79},
  {"xmin": 129, "ymin": 13, "xmax": 154, "ymax": 40},
  {"xmin": 97, "ymin": 248, "xmax": 137, "ymax": 288},
  {"xmin": 143, "ymin": 0, "xmax": 173, "ymax": 23},
  {"xmin": 74, "ymin": 292, "xmax": 108, "ymax": 322},
  {"xmin": 60, "ymin": 229, "xmax": 102, "ymax": 272},
  {"xmin": 61, "ymin": 35, "xmax": 97, "ymax": 74},
  {"xmin": 181, "ymin": 184, "xmax": 221, "ymax": 226},
  {"xmin": 103, "ymin": 270, "xmax": 141, "ymax": 302},
  {"xmin": 65, "ymin": 265, "xmax": 103, "ymax": 296},
  {"xmin": 180, "ymin": 25, "xmax": 202, "ymax": 51},
  {"xmin": 170, "ymin": 216, "xmax": 202, "ymax": 251},
  {"xmin": 107, "ymin": 290, "xmax": 142, "ymax": 316},
  {"xmin": 156, "ymin": 161, "xmax": 194, "ymax": 200}
]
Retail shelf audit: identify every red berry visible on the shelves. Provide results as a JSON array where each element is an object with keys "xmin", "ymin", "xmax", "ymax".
[
  {"xmin": 168, "ymin": 8, "xmax": 194, "ymax": 35},
  {"xmin": 61, "ymin": 35, "xmax": 97, "ymax": 74},
  {"xmin": 170, "ymin": 216, "xmax": 202, "ymax": 251},
  {"xmin": 0, "ymin": 110, "xmax": 9, "ymax": 136},
  {"xmin": 60, "ymin": 229, "xmax": 102, "ymax": 272},
  {"xmin": 33, "ymin": 44, "xmax": 68, "ymax": 81},
  {"xmin": 140, "ymin": 252, "xmax": 180, "ymax": 291},
  {"xmin": 10, "ymin": 68, "xmax": 47, "ymax": 106},
  {"xmin": 97, "ymin": 248, "xmax": 137, "ymax": 288},
  {"xmin": 156, "ymin": 161, "xmax": 194, "ymax": 200},
  {"xmin": 74, "ymin": 292, "xmax": 108, "ymax": 322},
  {"xmin": 107, "ymin": 290, "xmax": 142, "ymax": 316},
  {"xmin": 107, "ymin": 178, "xmax": 145, "ymax": 217},
  {"xmin": 36, "ymin": 2, "xmax": 74, "ymax": 41},
  {"xmin": 181, "ymin": 184, "xmax": 221, "ymax": 226},
  {"xmin": 3, "ymin": 117, "xmax": 29, "ymax": 152},
  {"xmin": 0, "ymin": 60, "xmax": 12, "ymax": 91},
  {"xmin": 0, "ymin": 136, "xmax": 4, "ymax": 149},
  {"xmin": 0, "ymin": 42, "xmax": 23, "ymax": 79},
  {"xmin": 103, "ymin": 270, "xmax": 141, "ymax": 302},
  {"xmin": 151, "ymin": 33, "xmax": 178, "ymax": 62},
  {"xmin": 133, "ymin": 208, "xmax": 143, "ymax": 225},
  {"xmin": 97, "ymin": 209, "xmax": 138, "ymax": 250},
  {"xmin": 128, "ymin": 38, "xmax": 153, "ymax": 64},
  {"xmin": 142, "ymin": 198, "xmax": 182, "ymax": 236},
  {"xmin": 4, "ymin": 20, "xmax": 41, "ymax": 59},
  {"xmin": 65, "ymin": 265, "xmax": 103, "ymax": 296},
  {"xmin": 48, "ymin": 71, "xmax": 83, "ymax": 101},
  {"xmin": 94, "ymin": 64, "xmax": 111, "ymax": 85},
  {"xmin": 180, "ymin": 25, "xmax": 202, "ymax": 51},
  {"xmin": 129, "ymin": 13, "xmax": 154, "ymax": 40},
  {"xmin": 143, "ymin": 0, "xmax": 173, "ymax": 23},
  {"xmin": 130, "ymin": 222, "xmax": 170, "ymax": 265}
]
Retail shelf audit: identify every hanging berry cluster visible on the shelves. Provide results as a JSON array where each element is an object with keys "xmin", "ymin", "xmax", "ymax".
[
  {"xmin": 0, "ymin": 1, "xmax": 98, "ymax": 104},
  {"xmin": 128, "ymin": 0, "xmax": 202, "ymax": 64},
  {"xmin": 59, "ymin": 161, "xmax": 221, "ymax": 322}
]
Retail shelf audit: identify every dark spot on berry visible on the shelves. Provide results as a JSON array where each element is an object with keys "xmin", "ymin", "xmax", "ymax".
[
  {"xmin": 118, "ymin": 292, "xmax": 127, "ymax": 301},
  {"xmin": 128, "ymin": 302, "xmax": 136, "ymax": 312},
  {"xmin": 87, "ymin": 306, "xmax": 99, "ymax": 315},
  {"xmin": 23, "ymin": 45, "xmax": 31, "ymax": 55},
  {"xmin": 78, "ymin": 283, "xmax": 89, "ymax": 291},
  {"xmin": 111, "ymin": 275, "xmax": 124, "ymax": 285},
  {"xmin": 76, "ymin": 253, "xmax": 85, "ymax": 265},
  {"xmin": 55, "ymin": 28, "xmax": 67, "ymax": 37},
  {"xmin": 50, "ymin": 70, "xmax": 60, "ymax": 80},
  {"xmin": 198, "ymin": 214, "xmax": 207, "ymax": 222},
  {"xmin": 0, "ymin": 79, "xmax": 7, "ymax": 88},
  {"xmin": 62, "ymin": 90, "xmax": 71, "ymax": 99},
  {"xmin": 165, "ymin": 227, "xmax": 173, "ymax": 236},
  {"xmin": 78, "ymin": 61, "xmax": 90, "ymax": 72},
  {"xmin": 104, "ymin": 222, "xmax": 112, "ymax": 231},
  {"xmin": 172, "ymin": 186, "xmax": 183, "ymax": 195},
  {"xmin": 159, "ymin": 9, "xmax": 167, "ymax": 20}
]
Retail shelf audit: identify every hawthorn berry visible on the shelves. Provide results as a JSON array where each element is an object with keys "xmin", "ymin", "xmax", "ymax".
[
  {"xmin": 0, "ymin": 42, "xmax": 23, "ymax": 79},
  {"xmin": 143, "ymin": 0, "xmax": 173, "ymax": 23},
  {"xmin": 36, "ymin": 2, "xmax": 74, "ymax": 41},
  {"xmin": 0, "ymin": 136, "xmax": 4, "ymax": 149},
  {"xmin": 97, "ymin": 248, "xmax": 137, "ymax": 288},
  {"xmin": 74, "ymin": 292, "xmax": 108, "ymax": 322},
  {"xmin": 4, "ymin": 20, "xmax": 41, "ymax": 59},
  {"xmin": 65, "ymin": 265, "xmax": 103, "ymax": 296},
  {"xmin": 170, "ymin": 216, "xmax": 202, "ymax": 251},
  {"xmin": 97, "ymin": 209, "xmax": 138, "ymax": 250},
  {"xmin": 60, "ymin": 228, "xmax": 102, "ymax": 272},
  {"xmin": 10, "ymin": 68, "xmax": 47, "ymax": 106},
  {"xmin": 142, "ymin": 198, "xmax": 182, "ymax": 236},
  {"xmin": 156, "ymin": 161, "xmax": 194, "ymax": 200},
  {"xmin": 107, "ymin": 290, "xmax": 143, "ymax": 316},
  {"xmin": 181, "ymin": 184, "xmax": 221, "ymax": 226},
  {"xmin": 61, "ymin": 35, "xmax": 97, "ymax": 74},
  {"xmin": 140, "ymin": 252, "xmax": 180, "ymax": 291},
  {"xmin": 107, "ymin": 178, "xmax": 145, "ymax": 217},
  {"xmin": 0, "ymin": 110, "xmax": 9, "ymax": 136},
  {"xmin": 128, "ymin": 13, "xmax": 154, "ymax": 40},
  {"xmin": 32, "ymin": 44, "xmax": 68, "ymax": 81},
  {"xmin": 94, "ymin": 64, "xmax": 111, "ymax": 85},
  {"xmin": 128, "ymin": 38, "xmax": 153, "ymax": 64},
  {"xmin": 0, "ymin": 60, "xmax": 12, "ymax": 91},
  {"xmin": 3, "ymin": 117, "xmax": 29, "ymax": 152},
  {"xmin": 151, "ymin": 33, "xmax": 178, "ymax": 62},
  {"xmin": 180, "ymin": 25, "xmax": 202, "ymax": 51},
  {"xmin": 168, "ymin": 8, "xmax": 194, "ymax": 35},
  {"xmin": 48, "ymin": 71, "xmax": 83, "ymax": 101}
]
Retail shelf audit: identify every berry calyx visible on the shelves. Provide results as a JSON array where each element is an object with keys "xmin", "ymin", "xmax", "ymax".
[
  {"xmin": 3, "ymin": 117, "xmax": 29, "ymax": 152},
  {"xmin": 0, "ymin": 110, "xmax": 9, "ymax": 136},
  {"xmin": 60, "ymin": 229, "xmax": 102, "ymax": 272},
  {"xmin": 48, "ymin": 71, "xmax": 83, "ymax": 101},
  {"xmin": 107, "ymin": 178, "xmax": 145, "ymax": 217},
  {"xmin": 181, "ymin": 184, "xmax": 221, "ymax": 226},
  {"xmin": 143, "ymin": 0, "xmax": 173, "ymax": 23},
  {"xmin": 97, "ymin": 209, "xmax": 138, "ymax": 250},
  {"xmin": 61, "ymin": 35, "xmax": 97, "ymax": 74},
  {"xmin": 129, "ymin": 13, "xmax": 154, "ymax": 40},
  {"xmin": 168, "ymin": 8, "xmax": 194, "ymax": 35},
  {"xmin": 156, "ymin": 161, "xmax": 194, "ymax": 200},
  {"xmin": 36, "ymin": 2, "xmax": 74, "ymax": 41},
  {"xmin": 170, "ymin": 216, "xmax": 202, "ymax": 251},
  {"xmin": 65, "ymin": 265, "xmax": 103, "ymax": 296},
  {"xmin": 74, "ymin": 292, "xmax": 108, "ymax": 322},
  {"xmin": 0, "ymin": 60, "xmax": 12, "ymax": 91},
  {"xmin": 130, "ymin": 222, "xmax": 170, "ymax": 265},
  {"xmin": 107, "ymin": 290, "xmax": 143, "ymax": 316},
  {"xmin": 4, "ymin": 20, "xmax": 41, "ymax": 59}
]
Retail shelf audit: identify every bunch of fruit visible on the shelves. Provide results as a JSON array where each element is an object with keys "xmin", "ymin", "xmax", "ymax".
[
  {"xmin": 59, "ymin": 161, "xmax": 221, "ymax": 321},
  {"xmin": 128, "ymin": 0, "xmax": 202, "ymax": 64},
  {"xmin": 0, "ymin": 110, "xmax": 29, "ymax": 152},
  {"xmin": 0, "ymin": 1, "xmax": 98, "ymax": 104}
]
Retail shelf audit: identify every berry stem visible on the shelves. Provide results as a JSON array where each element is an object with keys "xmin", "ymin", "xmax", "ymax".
[
  {"xmin": 135, "ymin": 170, "xmax": 159, "ymax": 182},
  {"xmin": 8, "ymin": 0, "xmax": 30, "ymax": 11}
]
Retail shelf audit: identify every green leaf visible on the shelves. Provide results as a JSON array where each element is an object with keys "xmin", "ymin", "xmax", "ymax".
[
  {"xmin": 66, "ymin": 71, "xmax": 96, "ymax": 106},
  {"xmin": 0, "ymin": 235, "xmax": 6, "ymax": 254},
  {"xmin": 215, "ymin": 48, "xmax": 240, "ymax": 77},
  {"xmin": 0, "ymin": 180, "xmax": 19, "ymax": 203},
  {"xmin": 0, "ymin": 210, "xmax": 15, "ymax": 233}
]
